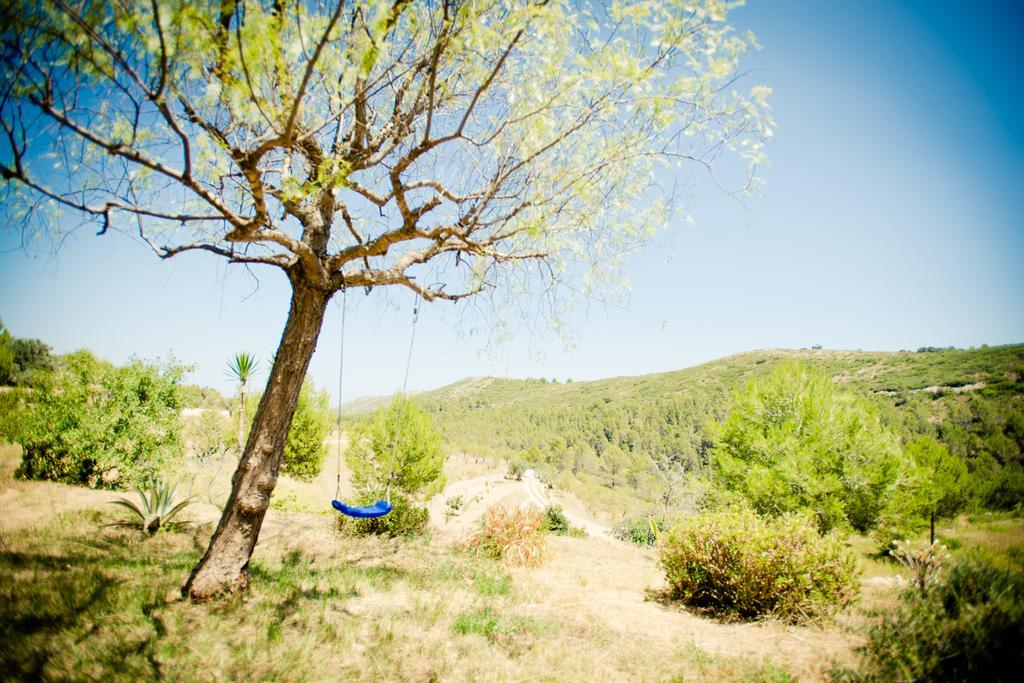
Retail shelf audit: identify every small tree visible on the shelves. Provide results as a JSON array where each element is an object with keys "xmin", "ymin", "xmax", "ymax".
[
  {"xmin": 878, "ymin": 436, "xmax": 970, "ymax": 548},
  {"xmin": 280, "ymin": 382, "xmax": 332, "ymax": 481},
  {"xmin": 225, "ymin": 352, "xmax": 260, "ymax": 452},
  {"xmin": 345, "ymin": 397, "xmax": 445, "ymax": 503},
  {"xmin": 711, "ymin": 363, "xmax": 904, "ymax": 533}
]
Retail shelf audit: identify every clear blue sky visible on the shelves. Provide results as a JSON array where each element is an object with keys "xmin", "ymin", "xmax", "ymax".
[{"xmin": 2, "ymin": 0, "xmax": 1022, "ymax": 403}]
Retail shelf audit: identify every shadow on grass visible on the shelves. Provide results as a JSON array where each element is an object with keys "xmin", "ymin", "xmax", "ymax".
[{"xmin": 0, "ymin": 526, "xmax": 199, "ymax": 681}]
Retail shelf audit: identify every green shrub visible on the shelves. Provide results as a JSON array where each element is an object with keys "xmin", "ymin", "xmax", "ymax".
[
  {"xmin": 612, "ymin": 514, "xmax": 663, "ymax": 546},
  {"xmin": 660, "ymin": 508, "xmax": 857, "ymax": 622},
  {"xmin": 334, "ymin": 496, "xmax": 429, "ymax": 538},
  {"xmin": 280, "ymin": 382, "xmax": 332, "ymax": 480},
  {"xmin": 444, "ymin": 494, "xmax": 466, "ymax": 522},
  {"xmin": 543, "ymin": 504, "xmax": 570, "ymax": 534},
  {"xmin": 5, "ymin": 351, "xmax": 184, "ymax": 489},
  {"xmin": 848, "ymin": 557, "xmax": 1024, "ymax": 681},
  {"xmin": 506, "ymin": 458, "xmax": 526, "ymax": 481}
]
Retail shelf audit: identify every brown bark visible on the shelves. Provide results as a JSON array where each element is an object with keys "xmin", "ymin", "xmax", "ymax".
[{"xmin": 184, "ymin": 271, "xmax": 332, "ymax": 601}]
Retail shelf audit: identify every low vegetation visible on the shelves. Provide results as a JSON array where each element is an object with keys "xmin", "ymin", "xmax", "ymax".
[
  {"xmin": 110, "ymin": 479, "xmax": 192, "ymax": 535},
  {"xmin": 660, "ymin": 508, "xmax": 857, "ymax": 622},
  {"xmin": 1, "ymin": 505, "xmax": 828, "ymax": 681},
  {"xmin": 1, "ymin": 350, "xmax": 185, "ymax": 489},
  {"xmin": 612, "ymin": 514, "xmax": 665, "ymax": 547},
  {"xmin": 841, "ymin": 556, "xmax": 1024, "ymax": 681},
  {"xmin": 542, "ymin": 504, "xmax": 585, "ymax": 537},
  {"xmin": 465, "ymin": 505, "xmax": 547, "ymax": 567},
  {"xmin": 335, "ymin": 495, "xmax": 430, "ymax": 538}
]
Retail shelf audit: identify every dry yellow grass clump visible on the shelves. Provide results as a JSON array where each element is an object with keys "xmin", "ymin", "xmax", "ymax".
[{"xmin": 465, "ymin": 505, "xmax": 547, "ymax": 567}]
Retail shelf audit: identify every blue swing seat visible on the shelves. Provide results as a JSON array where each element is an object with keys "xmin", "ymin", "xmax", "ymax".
[{"xmin": 332, "ymin": 499, "xmax": 393, "ymax": 518}]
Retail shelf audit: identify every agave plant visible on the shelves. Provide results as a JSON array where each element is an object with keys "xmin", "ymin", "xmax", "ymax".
[{"xmin": 111, "ymin": 480, "xmax": 192, "ymax": 535}]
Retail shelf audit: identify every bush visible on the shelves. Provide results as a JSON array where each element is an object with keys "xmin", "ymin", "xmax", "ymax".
[
  {"xmin": 334, "ymin": 495, "xmax": 429, "ymax": 538},
  {"xmin": 280, "ymin": 382, "xmax": 333, "ymax": 480},
  {"xmin": 465, "ymin": 505, "xmax": 547, "ymax": 567},
  {"xmin": 5, "ymin": 351, "xmax": 184, "ymax": 489},
  {"xmin": 506, "ymin": 457, "xmax": 526, "ymax": 481},
  {"xmin": 242, "ymin": 380, "xmax": 333, "ymax": 480},
  {"xmin": 612, "ymin": 514, "xmax": 663, "ymax": 547},
  {"xmin": 543, "ymin": 504, "xmax": 570, "ymax": 534},
  {"xmin": 848, "ymin": 557, "xmax": 1024, "ymax": 681},
  {"xmin": 660, "ymin": 508, "xmax": 857, "ymax": 622}
]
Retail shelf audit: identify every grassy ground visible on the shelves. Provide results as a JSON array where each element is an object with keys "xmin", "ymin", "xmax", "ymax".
[
  {"xmin": 3, "ymin": 440, "xmax": 1021, "ymax": 682},
  {"xmin": 1, "ymin": 509, "xmax": 805, "ymax": 682}
]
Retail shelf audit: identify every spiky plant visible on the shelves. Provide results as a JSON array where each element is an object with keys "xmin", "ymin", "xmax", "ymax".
[
  {"xmin": 111, "ymin": 480, "xmax": 192, "ymax": 535},
  {"xmin": 225, "ymin": 352, "xmax": 260, "ymax": 452}
]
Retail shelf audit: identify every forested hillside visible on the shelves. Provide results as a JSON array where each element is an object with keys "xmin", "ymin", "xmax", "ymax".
[{"xmin": 351, "ymin": 346, "xmax": 1024, "ymax": 516}]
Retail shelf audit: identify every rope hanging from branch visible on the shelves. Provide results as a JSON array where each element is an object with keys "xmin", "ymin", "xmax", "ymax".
[{"xmin": 331, "ymin": 291, "xmax": 421, "ymax": 519}]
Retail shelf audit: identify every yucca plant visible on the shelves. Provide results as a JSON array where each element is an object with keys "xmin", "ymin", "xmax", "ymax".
[
  {"xmin": 892, "ymin": 539, "xmax": 950, "ymax": 596},
  {"xmin": 111, "ymin": 479, "xmax": 192, "ymax": 535},
  {"xmin": 225, "ymin": 352, "xmax": 261, "ymax": 452}
]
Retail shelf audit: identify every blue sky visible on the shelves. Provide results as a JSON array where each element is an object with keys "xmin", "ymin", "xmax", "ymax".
[{"xmin": 2, "ymin": 0, "xmax": 1022, "ymax": 402}]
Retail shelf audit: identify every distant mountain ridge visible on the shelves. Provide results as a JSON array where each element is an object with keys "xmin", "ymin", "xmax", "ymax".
[{"xmin": 342, "ymin": 345, "xmax": 1024, "ymax": 415}]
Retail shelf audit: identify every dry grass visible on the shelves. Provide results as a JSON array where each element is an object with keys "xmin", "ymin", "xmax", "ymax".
[
  {"xmin": 464, "ymin": 505, "xmax": 547, "ymax": 567},
  {"xmin": 8, "ymin": 442, "xmax": 1019, "ymax": 681}
]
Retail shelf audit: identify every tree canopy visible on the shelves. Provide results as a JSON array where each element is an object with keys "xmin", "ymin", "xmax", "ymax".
[
  {"xmin": 710, "ymin": 362, "xmax": 904, "ymax": 533},
  {"xmin": 346, "ymin": 396, "xmax": 446, "ymax": 502},
  {"xmin": 0, "ymin": 0, "xmax": 770, "ymax": 306}
]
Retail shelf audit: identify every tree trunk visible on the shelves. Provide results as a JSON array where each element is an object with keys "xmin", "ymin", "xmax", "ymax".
[
  {"xmin": 236, "ymin": 385, "xmax": 246, "ymax": 452},
  {"xmin": 184, "ymin": 273, "xmax": 332, "ymax": 601}
]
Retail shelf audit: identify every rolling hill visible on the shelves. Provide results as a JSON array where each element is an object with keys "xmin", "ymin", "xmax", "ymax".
[{"xmin": 344, "ymin": 345, "xmax": 1024, "ymax": 517}]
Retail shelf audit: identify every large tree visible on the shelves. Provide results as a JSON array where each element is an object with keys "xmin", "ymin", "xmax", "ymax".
[{"xmin": 0, "ymin": 0, "xmax": 771, "ymax": 599}]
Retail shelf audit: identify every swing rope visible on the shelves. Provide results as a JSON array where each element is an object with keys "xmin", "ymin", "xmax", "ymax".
[
  {"xmin": 383, "ymin": 294, "xmax": 419, "ymax": 503},
  {"xmin": 334, "ymin": 288, "xmax": 347, "ymax": 500},
  {"xmin": 331, "ymin": 291, "xmax": 421, "ymax": 518}
]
